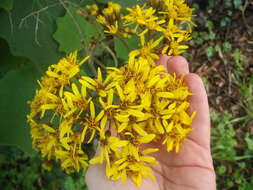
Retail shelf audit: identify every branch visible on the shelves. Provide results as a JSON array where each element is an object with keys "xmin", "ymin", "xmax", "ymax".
[
  {"xmin": 101, "ymin": 42, "xmax": 119, "ymax": 67},
  {"xmin": 58, "ymin": 0, "xmax": 84, "ymax": 38},
  {"xmin": 7, "ymin": 11, "xmax": 13, "ymax": 34},
  {"xmin": 19, "ymin": 1, "xmax": 64, "ymax": 45},
  {"xmin": 19, "ymin": 1, "xmax": 62, "ymax": 28}
]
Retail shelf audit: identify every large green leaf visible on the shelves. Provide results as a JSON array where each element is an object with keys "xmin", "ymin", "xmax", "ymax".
[
  {"xmin": 0, "ymin": 62, "xmax": 40, "ymax": 154},
  {"xmin": 0, "ymin": 0, "xmax": 14, "ymax": 11},
  {"xmin": 53, "ymin": 6, "xmax": 99, "ymax": 54},
  {"xmin": 0, "ymin": 0, "xmax": 64, "ymax": 71},
  {"xmin": 114, "ymin": 36, "xmax": 139, "ymax": 61},
  {"xmin": 0, "ymin": 37, "xmax": 27, "ymax": 78}
]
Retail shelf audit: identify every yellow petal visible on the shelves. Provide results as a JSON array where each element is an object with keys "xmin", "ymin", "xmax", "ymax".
[
  {"xmin": 140, "ymin": 156, "xmax": 157, "ymax": 164},
  {"xmin": 128, "ymin": 109, "xmax": 145, "ymax": 118},
  {"xmin": 141, "ymin": 148, "xmax": 159, "ymax": 155},
  {"xmin": 71, "ymin": 83, "xmax": 80, "ymax": 96},
  {"xmin": 81, "ymin": 76, "xmax": 97, "ymax": 86},
  {"xmin": 156, "ymin": 92, "xmax": 174, "ymax": 98},
  {"xmin": 79, "ymin": 56, "xmax": 90, "ymax": 65},
  {"xmin": 95, "ymin": 110, "xmax": 104, "ymax": 122},
  {"xmin": 154, "ymin": 119, "xmax": 165, "ymax": 134},
  {"xmin": 133, "ymin": 124, "xmax": 147, "ymax": 136},
  {"xmin": 97, "ymin": 67, "xmax": 102, "ymax": 83},
  {"xmin": 90, "ymin": 101, "xmax": 95, "ymax": 119},
  {"xmin": 100, "ymin": 115, "xmax": 108, "ymax": 130},
  {"xmin": 139, "ymin": 134, "xmax": 155, "ymax": 144},
  {"xmin": 87, "ymin": 129, "xmax": 96, "ymax": 143},
  {"xmin": 118, "ymin": 122, "xmax": 128, "ymax": 133}
]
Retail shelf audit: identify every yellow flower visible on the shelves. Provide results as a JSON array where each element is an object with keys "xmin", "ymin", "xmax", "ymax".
[
  {"xmin": 124, "ymin": 5, "xmax": 158, "ymax": 27},
  {"xmin": 162, "ymin": 37, "xmax": 189, "ymax": 55},
  {"xmin": 46, "ymin": 51, "xmax": 89, "ymax": 96},
  {"xmin": 97, "ymin": 15, "xmax": 108, "ymax": 25},
  {"xmin": 97, "ymin": 2, "xmax": 121, "ymax": 27},
  {"xmin": 98, "ymin": 89, "xmax": 119, "ymax": 137},
  {"xmin": 55, "ymin": 146, "xmax": 89, "ymax": 173},
  {"xmin": 108, "ymin": 2, "xmax": 121, "ymax": 13},
  {"xmin": 160, "ymin": 0, "xmax": 196, "ymax": 31},
  {"xmin": 104, "ymin": 22, "xmax": 119, "ymax": 35},
  {"xmin": 64, "ymin": 83, "xmax": 91, "ymax": 117},
  {"xmin": 129, "ymin": 35, "xmax": 163, "ymax": 65},
  {"xmin": 81, "ymin": 101, "xmax": 105, "ymax": 143},
  {"xmin": 90, "ymin": 136, "xmax": 128, "ymax": 167},
  {"xmin": 139, "ymin": 19, "xmax": 165, "ymax": 36},
  {"xmin": 107, "ymin": 143, "xmax": 158, "ymax": 186},
  {"xmin": 35, "ymin": 125, "xmax": 60, "ymax": 159},
  {"xmin": 163, "ymin": 123, "xmax": 192, "ymax": 152},
  {"xmin": 86, "ymin": 4, "xmax": 99, "ymax": 16},
  {"xmin": 79, "ymin": 67, "xmax": 107, "ymax": 97}
]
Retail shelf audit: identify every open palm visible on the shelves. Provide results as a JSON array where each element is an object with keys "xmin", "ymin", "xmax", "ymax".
[{"xmin": 86, "ymin": 56, "xmax": 216, "ymax": 190}]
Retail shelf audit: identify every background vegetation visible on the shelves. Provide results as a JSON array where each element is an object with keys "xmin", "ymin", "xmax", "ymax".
[{"xmin": 0, "ymin": 0, "xmax": 252, "ymax": 189}]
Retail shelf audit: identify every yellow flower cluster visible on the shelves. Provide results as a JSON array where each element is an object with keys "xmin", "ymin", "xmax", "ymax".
[
  {"xmin": 96, "ymin": 0, "xmax": 195, "ymax": 56},
  {"xmin": 28, "ymin": 52, "xmax": 90, "ymax": 173},
  {"xmin": 28, "ymin": 0, "xmax": 196, "ymax": 187},
  {"xmin": 28, "ymin": 53, "xmax": 195, "ymax": 185},
  {"xmin": 90, "ymin": 57, "xmax": 195, "ymax": 186}
]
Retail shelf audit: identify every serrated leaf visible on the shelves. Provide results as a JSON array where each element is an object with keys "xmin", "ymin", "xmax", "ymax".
[
  {"xmin": 0, "ymin": 0, "xmax": 64, "ymax": 71},
  {"xmin": 0, "ymin": 0, "xmax": 14, "ymax": 11},
  {"xmin": 114, "ymin": 36, "xmax": 139, "ymax": 61},
  {"xmin": 0, "ymin": 62, "xmax": 40, "ymax": 154},
  {"xmin": 53, "ymin": 6, "xmax": 100, "ymax": 54}
]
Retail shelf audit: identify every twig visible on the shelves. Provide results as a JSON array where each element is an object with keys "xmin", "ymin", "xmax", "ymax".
[
  {"xmin": 35, "ymin": 13, "xmax": 41, "ymax": 46},
  {"xmin": 101, "ymin": 42, "xmax": 119, "ymax": 67},
  {"xmin": 7, "ymin": 11, "xmax": 13, "ymax": 34},
  {"xmin": 242, "ymin": 0, "xmax": 250, "ymax": 33},
  {"xmin": 19, "ymin": 2, "xmax": 61, "ymax": 28},
  {"xmin": 58, "ymin": 0, "xmax": 84, "ymax": 38},
  {"xmin": 19, "ymin": 1, "xmax": 64, "ymax": 45},
  {"xmin": 59, "ymin": 0, "xmax": 97, "ymax": 76}
]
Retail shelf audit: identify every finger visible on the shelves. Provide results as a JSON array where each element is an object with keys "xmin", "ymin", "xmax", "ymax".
[
  {"xmin": 184, "ymin": 73, "xmax": 211, "ymax": 149},
  {"xmin": 167, "ymin": 56, "xmax": 189, "ymax": 76},
  {"xmin": 155, "ymin": 54, "xmax": 171, "ymax": 72}
]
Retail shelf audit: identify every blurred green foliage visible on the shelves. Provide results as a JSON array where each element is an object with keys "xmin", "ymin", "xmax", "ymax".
[
  {"xmin": 0, "ymin": 146, "xmax": 88, "ymax": 190},
  {"xmin": 211, "ymin": 112, "xmax": 253, "ymax": 189}
]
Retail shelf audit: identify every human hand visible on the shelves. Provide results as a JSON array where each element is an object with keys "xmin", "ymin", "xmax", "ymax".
[{"xmin": 86, "ymin": 55, "xmax": 216, "ymax": 190}]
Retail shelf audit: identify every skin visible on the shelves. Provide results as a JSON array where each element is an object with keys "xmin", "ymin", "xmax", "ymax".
[{"xmin": 86, "ymin": 55, "xmax": 216, "ymax": 190}]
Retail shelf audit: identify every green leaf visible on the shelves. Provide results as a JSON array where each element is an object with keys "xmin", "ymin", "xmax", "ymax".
[
  {"xmin": 64, "ymin": 176, "xmax": 76, "ymax": 190},
  {"xmin": 0, "ymin": 0, "xmax": 14, "ymax": 11},
  {"xmin": 205, "ymin": 46, "xmax": 214, "ymax": 58},
  {"xmin": 0, "ymin": 37, "xmax": 28, "ymax": 78},
  {"xmin": 245, "ymin": 133, "xmax": 253, "ymax": 151},
  {"xmin": 233, "ymin": 0, "xmax": 243, "ymax": 10},
  {"xmin": 114, "ymin": 36, "xmax": 139, "ymax": 61},
  {"xmin": 217, "ymin": 165, "xmax": 227, "ymax": 175},
  {"xmin": 0, "ymin": 0, "xmax": 64, "ymax": 71},
  {"xmin": 0, "ymin": 62, "xmax": 40, "ymax": 154},
  {"xmin": 223, "ymin": 41, "xmax": 232, "ymax": 52},
  {"xmin": 53, "ymin": 6, "xmax": 100, "ymax": 54}
]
